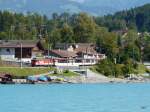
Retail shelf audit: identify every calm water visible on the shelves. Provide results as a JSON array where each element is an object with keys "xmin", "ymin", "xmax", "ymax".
[{"xmin": 0, "ymin": 83, "xmax": 150, "ymax": 112}]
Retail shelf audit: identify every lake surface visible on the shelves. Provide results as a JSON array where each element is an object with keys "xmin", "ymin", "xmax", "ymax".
[{"xmin": 0, "ymin": 83, "xmax": 150, "ymax": 112}]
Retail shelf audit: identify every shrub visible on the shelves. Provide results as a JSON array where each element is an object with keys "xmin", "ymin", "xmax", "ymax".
[
  {"xmin": 96, "ymin": 59, "xmax": 115, "ymax": 77},
  {"xmin": 64, "ymin": 70, "xmax": 69, "ymax": 73},
  {"xmin": 54, "ymin": 70, "xmax": 58, "ymax": 74}
]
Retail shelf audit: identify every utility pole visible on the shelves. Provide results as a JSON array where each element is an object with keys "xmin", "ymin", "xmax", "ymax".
[
  {"xmin": 46, "ymin": 27, "xmax": 50, "ymax": 67},
  {"xmin": 20, "ymin": 42, "xmax": 23, "ymax": 69},
  {"xmin": 10, "ymin": 25, "xmax": 15, "ymax": 40},
  {"xmin": 20, "ymin": 24, "xmax": 25, "ymax": 69}
]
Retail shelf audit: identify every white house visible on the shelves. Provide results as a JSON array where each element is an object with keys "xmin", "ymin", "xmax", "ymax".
[
  {"xmin": 0, "ymin": 40, "xmax": 43, "ymax": 63},
  {"xmin": 0, "ymin": 48, "xmax": 15, "ymax": 60}
]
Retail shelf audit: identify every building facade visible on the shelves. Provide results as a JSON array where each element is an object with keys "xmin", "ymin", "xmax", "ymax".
[
  {"xmin": 0, "ymin": 40, "xmax": 43, "ymax": 63},
  {"xmin": 43, "ymin": 43, "xmax": 106, "ymax": 66}
]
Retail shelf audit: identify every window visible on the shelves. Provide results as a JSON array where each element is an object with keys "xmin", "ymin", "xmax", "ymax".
[{"xmin": 6, "ymin": 49, "xmax": 10, "ymax": 53}]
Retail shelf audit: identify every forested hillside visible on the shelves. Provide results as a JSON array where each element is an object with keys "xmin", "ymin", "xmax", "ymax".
[
  {"xmin": 1, "ymin": 4, "xmax": 150, "ymax": 41},
  {"xmin": 0, "ymin": 11, "xmax": 99, "ymax": 42},
  {"xmin": 95, "ymin": 4, "xmax": 150, "ymax": 32}
]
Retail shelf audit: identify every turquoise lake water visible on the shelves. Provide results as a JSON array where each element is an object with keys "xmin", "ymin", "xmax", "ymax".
[{"xmin": 0, "ymin": 83, "xmax": 150, "ymax": 112}]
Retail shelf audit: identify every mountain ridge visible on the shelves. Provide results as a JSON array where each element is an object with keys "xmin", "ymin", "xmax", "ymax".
[{"xmin": 0, "ymin": 0, "xmax": 150, "ymax": 16}]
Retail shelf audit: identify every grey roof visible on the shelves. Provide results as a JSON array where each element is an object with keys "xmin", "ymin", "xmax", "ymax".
[
  {"xmin": 0, "ymin": 40, "xmax": 38, "ymax": 48},
  {"xmin": 50, "ymin": 50, "xmax": 77, "ymax": 58},
  {"xmin": 55, "ymin": 43, "xmax": 97, "ymax": 54}
]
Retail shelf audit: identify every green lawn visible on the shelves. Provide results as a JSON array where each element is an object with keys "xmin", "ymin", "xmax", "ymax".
[
  {"xmin": 0, "ymin": 67, "xmax": 55, "ymax": 77},
  {"xmin": 52, "ymin": 71, "xmax": 79, "ymax": 77},
  {"xmin": 0, "ymin": 67, "xmax": 78, "ymax": 77}
]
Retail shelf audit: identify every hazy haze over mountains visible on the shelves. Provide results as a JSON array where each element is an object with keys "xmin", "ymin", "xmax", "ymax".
[{"xmin": 0, "ymin": 0, "xmax": 150, "ymax": 16}]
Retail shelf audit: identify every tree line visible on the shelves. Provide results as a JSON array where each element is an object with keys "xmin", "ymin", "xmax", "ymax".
[{"xmin": 95, "ymin": 4, "xmax": 150, "ymax": 32}]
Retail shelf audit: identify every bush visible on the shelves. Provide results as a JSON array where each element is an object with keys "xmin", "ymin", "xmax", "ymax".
[
  {"xmin": 96, "ymin": 59, "xmax": 115, "ymax": 77},
  {"xmin": 114, "ymin": 64, "xmax": 123, "ymax": 77},
  {"xmin": 64, "ymin": 70, "xmax": 69, "ymax": 73},
  {"xmin": 122, "ymin": 59, "xmax": 135, "ymax": 75},
  {"xmin": 96, "ymin": 58, "xmax": 139, "ymax": 78},
  {"xmin": 54, "ymin": 70, "xmax": 58, "ymax": 74}
]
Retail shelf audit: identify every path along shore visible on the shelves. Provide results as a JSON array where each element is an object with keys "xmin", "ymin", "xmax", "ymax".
[
  {"xmin": 67, "ymin": 76, "xmax": 150, "ymax": 84},
  {"xmin": 66, "ymin": 69, "xmax": 150, "ymax": 84}
]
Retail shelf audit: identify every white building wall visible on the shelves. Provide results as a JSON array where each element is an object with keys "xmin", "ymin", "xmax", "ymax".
[
  {"xmin": 83, "ymin": 54, "xmax": 95, "ymax": 59},
  {"xmin": 67, "ymin": 46, "xmax": 74, "ymax": 52},
  {"xmin": 144, "ymin": 62, "xmax": 150, "ymax": 69},
  {"xmin": 0, "ymin": 48, "xmax": 15, "ymax": 60}
]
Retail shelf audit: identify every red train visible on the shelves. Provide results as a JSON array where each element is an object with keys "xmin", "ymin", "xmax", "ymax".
[
  {"xmin": 31, "ymin": 58, "xmax": 100, "ymax": 67},
  {"xmin": 31, "ymin": 58, "xmax": 54, "ymax": 66}
]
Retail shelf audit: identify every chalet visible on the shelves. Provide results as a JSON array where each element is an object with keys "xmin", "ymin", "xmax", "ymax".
[
  {"xmin": 43, "ymin": 43, "xmax": 106, "ymax": 66},
  {"xmin": 49, "ymin": 50, "xmax": 77, "ymax": 59},
  {"xmin": 53, "ymin": 43, "xmax": 106, "ymax": 60},
  {"xmin": 0, "ymin": 40, "xmax": 43, "ymax": 63}
]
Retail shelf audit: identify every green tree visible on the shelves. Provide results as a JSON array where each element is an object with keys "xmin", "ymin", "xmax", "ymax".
[
  {"xmin": 124, "ymin": 44, "xmax": 141, "ymax": 61},
  {"xmin": 0, "ymin": 32, "xmax": 8, "ymax": 40},
  {"xmin": 143, "ymin": 44, "xmax": 150, "ymax": 61},
  {"xmin": 96, "ymin": 59, "xmax": 115, "ymax": 77},
  {"xmin": 73, "ymin": 13, "xmax": 96, "ymax": 43},
  {"xmin": 61, "ymin": 23, "xmax": 74, "ymax": 43},
  {"xmin": 122, "ymin": 59, "xmax": 135, "ymax": 76},
  {"xmin": 49, "ymin": 28, "xmax": 61, "ymax": 48},
  {"xmin": 96, "ymin": 30, "xmax": 119, "ymax": 60}
]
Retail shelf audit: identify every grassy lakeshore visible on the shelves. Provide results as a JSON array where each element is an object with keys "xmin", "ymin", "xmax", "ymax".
[
  {"xmin": 0, "ymin": 67, "xmax": 78, "ymax": 77},
  {"xmin": 0, "ymin": 67, "xmax": 54, "ymax": 76},
  {"xmin": 90, "ymin": 62, "xmax": 149, "ymax": 78}
]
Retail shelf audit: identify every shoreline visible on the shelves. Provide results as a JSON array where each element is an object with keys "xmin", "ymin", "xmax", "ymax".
[
  {"xmin": 1, "ymin": 68, "xmax": 150, "ymax": 84},
  {"xmin": 65, "ymin": 76, "xmax": 150, "ymax": 84},
  {"xmin": 1, "ymin": 76, "xmax": 150, "ymax": 84}
]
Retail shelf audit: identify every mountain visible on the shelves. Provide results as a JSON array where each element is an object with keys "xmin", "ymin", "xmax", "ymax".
[{"xmin": 0, "ymin": 0, "xmax": 150, "ymax": 16}]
